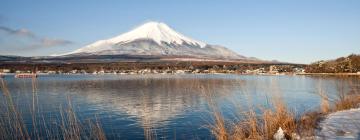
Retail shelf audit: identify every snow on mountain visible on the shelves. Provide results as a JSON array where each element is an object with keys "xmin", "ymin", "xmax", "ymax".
[
  {"xmin": 110, "ymin": 22, "xmax": 206, "ymax": 48},
  {"xmin": 65, "ymin": 21, "xmax": 245, "ymax": 59}
]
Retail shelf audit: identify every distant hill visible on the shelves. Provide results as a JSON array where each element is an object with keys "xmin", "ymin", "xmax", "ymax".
[
  {"xmin": 306, "ymin": 54, "xmax": 360, "ymax": 73},
  {"xmin": 0, "ymin": 55, "xmax": 28, "ymax": 61}
]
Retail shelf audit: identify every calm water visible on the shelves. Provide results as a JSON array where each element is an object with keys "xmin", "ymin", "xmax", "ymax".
[{"xmin": 0, "ymin": 74, "xmax": 359, "ymax": 139}]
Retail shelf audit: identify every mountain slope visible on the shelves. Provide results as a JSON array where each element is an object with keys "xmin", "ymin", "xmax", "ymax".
[{"xmin": 64, "ymin": 22, "xmax": 246, "ymax": 60}]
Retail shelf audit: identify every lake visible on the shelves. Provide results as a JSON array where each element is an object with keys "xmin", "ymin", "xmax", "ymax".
[{"xmin": 0, "ymin": 74, "xmax": 359, "ymax": 139}]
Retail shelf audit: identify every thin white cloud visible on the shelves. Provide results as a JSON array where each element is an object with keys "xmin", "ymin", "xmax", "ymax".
[
  {"xmin": 0, "ymin": 26, "xmax": 35, "ymax": 38},
  {"xmin": 40, "ymin": 38, "xmax": 73, "ymax": 47},
  {"xmin": 0, "ymin": 26, "xmax": 73, "ymax": 49}
]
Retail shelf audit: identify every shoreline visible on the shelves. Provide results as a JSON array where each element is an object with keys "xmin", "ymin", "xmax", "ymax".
[
  {"xmin": 2, "ymin": 72, "xmax": 360, "ymax": 76},
  {"xmin": 297, "ymin": 73, "xmax": 360, "ymax": 76}
]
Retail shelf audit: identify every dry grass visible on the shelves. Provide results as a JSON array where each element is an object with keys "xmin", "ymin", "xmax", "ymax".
[
  {"xmin": 219, "ymin": 97, "xmax": 297, "ymax": 140},
  {"xmin": 206, "ymin": 77, "xmax": 360, "ymax": 140},
  {"xmin": 0, "ymin": 78, "xmax": 107, "ymax": 140},
  {"xmin": 334, "ymin": 89, "xmax": 360, "ymax": 111},
  {"xmin": 202, "ymin": 85, "xmax": 229, "ymax": 140},
  {"xmin": 203, "ymin": 82, "xmax": 297, "ymax": 139},
  {"xmin": 211, "ymin": 81, "xmax": 297, "ymax": 140}
]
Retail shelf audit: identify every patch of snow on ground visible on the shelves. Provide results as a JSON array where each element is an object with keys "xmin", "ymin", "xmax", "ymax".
[
  {"xmin": 274, "ymin": 127, "xmax": 286, "ymax": 140},
  {"xmin": 317, "ymin": 108, "xmax": 360, "ymax": 139}
]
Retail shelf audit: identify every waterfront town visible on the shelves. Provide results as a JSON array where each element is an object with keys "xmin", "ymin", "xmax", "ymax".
[
  {"xmin": 2, "ymin": 53, "xmax": 360, "ymax": 77},
  {"xmin": 0, "ymin": 64, "xmax": 306, "ymax": 76}
]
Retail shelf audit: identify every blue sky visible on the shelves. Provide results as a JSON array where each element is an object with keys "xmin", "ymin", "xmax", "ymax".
[{"xmin": 0, "ymin": 0, "xmax": 359, "ymax": 64}]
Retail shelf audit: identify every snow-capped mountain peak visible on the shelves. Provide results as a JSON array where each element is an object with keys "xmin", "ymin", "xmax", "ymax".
[
  {"xmin": 109, "ymin": 21, "xmax": 206, "ymax": 48},
  {"xmin": 64, "ymin": 21, "xmax": 245, "ymax": 60},
  {"xmin": 68, "ymin": 22, "xmax": 207, "ymax": 55}
]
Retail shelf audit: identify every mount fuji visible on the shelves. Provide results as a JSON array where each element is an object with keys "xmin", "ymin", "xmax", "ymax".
[{"xmin": 63, "ymin": 22, "xmax": 247, "ymax": 60}]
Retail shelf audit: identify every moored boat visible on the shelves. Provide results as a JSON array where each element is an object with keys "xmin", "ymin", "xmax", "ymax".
[{"xmin": 15, "ymin": 73, "xmax": 37, "ymax": 78}]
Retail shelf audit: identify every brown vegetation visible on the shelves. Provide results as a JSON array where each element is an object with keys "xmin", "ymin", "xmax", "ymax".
[{"xmin": 206, "ymin": 77, "xmax": 360, "ymax": 140}]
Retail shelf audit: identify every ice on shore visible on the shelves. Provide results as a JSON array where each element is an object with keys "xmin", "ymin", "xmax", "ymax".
[{"xmin": 317, "ymin": 108, "xmax": 360, "ymax": 139}]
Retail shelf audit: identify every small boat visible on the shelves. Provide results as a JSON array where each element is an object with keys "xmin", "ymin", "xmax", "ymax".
[{"xmin": 15, "ymin": 73, "xmax": 37, "ymax": 78}]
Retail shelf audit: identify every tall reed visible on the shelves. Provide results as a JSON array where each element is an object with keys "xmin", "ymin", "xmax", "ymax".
[{"xmin": 0, "ymin": 78, "xmax": 106, "ymax": 140}]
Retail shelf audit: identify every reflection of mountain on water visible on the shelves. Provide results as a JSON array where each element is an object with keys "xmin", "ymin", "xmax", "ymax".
[
  {"xmin": 3, "ymin": 74, "xmax": 244, "ymax": 139},
  {"xmin": 61, "ymin": 75, "xmax": 241, "ymax": 128}
]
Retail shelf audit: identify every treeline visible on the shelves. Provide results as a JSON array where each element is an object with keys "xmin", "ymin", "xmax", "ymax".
[{"xmin": 306, "ymin": 54, "xmax": 360, "ymax": 73}]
